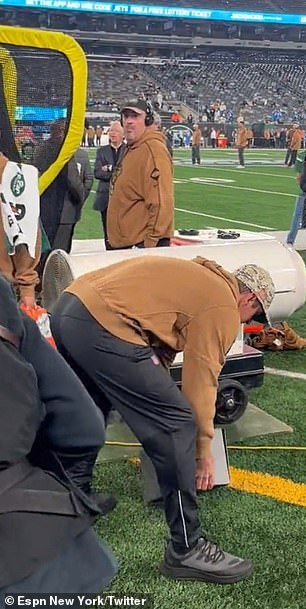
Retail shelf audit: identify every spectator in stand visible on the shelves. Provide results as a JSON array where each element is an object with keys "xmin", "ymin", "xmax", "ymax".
[
  {"xmin": 156, "ymin": 91, "xmax": 163, "ymax": 109},
  {"xmin": 171, "ymin": 111, "xmax": 181, "ymax": 123}
]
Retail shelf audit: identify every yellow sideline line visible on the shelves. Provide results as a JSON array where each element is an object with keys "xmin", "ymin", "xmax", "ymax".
[{"xmin": 229, "ymin": 467, "xmax": 306, "ymax": 508}]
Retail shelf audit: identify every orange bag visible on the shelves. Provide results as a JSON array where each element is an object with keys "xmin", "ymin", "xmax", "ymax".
[{"xmin": 20, "ymin": 304, "xmax": 56, "ymax": 348}]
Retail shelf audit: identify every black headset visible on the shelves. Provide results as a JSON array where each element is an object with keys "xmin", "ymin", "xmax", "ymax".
[
  {"xmin": 120, "ymin": 100, "xmax": 154, "ymax": 127},
  {"xmin": 144, "ymin": 100, "xmax": 154, "ymax": 126}
]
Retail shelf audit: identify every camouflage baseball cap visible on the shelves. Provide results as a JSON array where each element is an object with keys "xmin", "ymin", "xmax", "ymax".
[{"xmin": 234, "ymin": 264, "xmax": 275, "ymax": 325}]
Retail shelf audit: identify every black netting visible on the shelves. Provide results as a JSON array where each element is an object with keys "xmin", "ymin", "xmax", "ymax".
[
  {"xmin": 0, "ymin": 44, "xmax": 72, "ymax": 174},
  {"xmin": 302, "ymin": 199, "xmax": 306, "ymax": 228}
]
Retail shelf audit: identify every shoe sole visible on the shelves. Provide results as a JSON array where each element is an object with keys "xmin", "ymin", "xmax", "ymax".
[{"xmin": 159, "ymin": 561, "xmax": 253, "ymax": 584}]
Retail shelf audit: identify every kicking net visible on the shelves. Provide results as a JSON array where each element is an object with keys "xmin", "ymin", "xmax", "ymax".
[{"xmin": 0, "ymin": 26, "xmax": 87, "ymax": 193}]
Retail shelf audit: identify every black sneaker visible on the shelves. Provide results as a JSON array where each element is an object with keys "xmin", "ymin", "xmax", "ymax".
[
  {"xmin": 91, "ymin": 492, "xmax": 117, "ymax": 516},
  {"xmin": 159, "ymin": 537, "xmax": 253, "ymax": 584}
]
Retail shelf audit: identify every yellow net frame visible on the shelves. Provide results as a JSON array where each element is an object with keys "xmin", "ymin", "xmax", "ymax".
[{"xmin": 0, "ymin": 26, "xmax": 87, "ymax": 194}]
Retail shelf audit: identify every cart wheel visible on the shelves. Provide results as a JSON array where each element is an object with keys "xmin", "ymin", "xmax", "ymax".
[{"xmin": 214, "ymin": 379, "xmax": 248, "ymax": 425}]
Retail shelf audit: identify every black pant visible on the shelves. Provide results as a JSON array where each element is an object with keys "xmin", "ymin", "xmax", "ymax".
[
  {"xmin": 51, "ymin": 294, "xmax": 201, "ymax": 553},
  {"xmin": 192, "ymin": 145, "xmax": 200, "ymax": 164},
  {"xmin": 52, "ymin": 223, "xmax": 75, "ymax": 254},
  {"xmin": 0, "ymin": 529, "xmax": 117, "ymax": 596},
  {"xmin": 284, "ymin": 147, "xmax": 291, "ymax": 165},
  {"xmin": 21, "ymin": 314, "xmax": 105, "ymax": 490},
  {"xmin": 238, "ymin": 148, "xmax": 245, "ymax": 166},
  {"xmin": 100, "ymin": 209, "xmax": 113, "ymax": 250},
  {"xmin": 288, "ymin": 149, "xmax": 298, "ymax": 168}
]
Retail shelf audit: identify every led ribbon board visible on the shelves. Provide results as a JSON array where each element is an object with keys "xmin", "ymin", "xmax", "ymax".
[{"xmin": 0, "ymin": 1, "xmax": 306, "ymax": 25}]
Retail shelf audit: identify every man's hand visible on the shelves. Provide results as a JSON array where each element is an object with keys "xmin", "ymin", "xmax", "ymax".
[{"xmin": 196, "ymin": 455, "xmax": 215, "ymax": 491}]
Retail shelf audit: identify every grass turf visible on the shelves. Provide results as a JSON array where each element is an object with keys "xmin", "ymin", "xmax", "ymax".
[{"xmin": 75, "ymin": 147, "xmax": 306, "ymax": 608}]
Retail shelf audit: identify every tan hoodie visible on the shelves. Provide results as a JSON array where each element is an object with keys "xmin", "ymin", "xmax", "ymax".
[
  {"xmin": 236, "ymin": 125, "xmax": 248, "ymax": 148},
  {"xmin": 0, "ymin": 155, "xmax": 41, "ymax": 300},
  {"xmin": 66, "ymin": 255, "xmax": 240, "ymax": 459},
  {"xmin": 192, "ymin": 128, "xmax": 202, "ymax": 146},
  {"xmin": 290, "ymin": 128, "xmax": 302, "ymax": 151},
  {"xmin": 107, "ymin": 129, "xmax": 174, "ymax": 248}
]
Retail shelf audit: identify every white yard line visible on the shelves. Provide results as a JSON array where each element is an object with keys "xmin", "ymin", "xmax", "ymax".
[
  {"xmin": 175, "ymin": 208, "xmax": 274, "ymax": 229},
  {"xmin": 265, "ymin": 367, "xmax": 306, "ymax": 381},
  {"xmin": 90, "ymin": 188, "xmax": 277, "ymax": 229},
  {"xmin": 191, "ymin": 166, "xmax": 295, "ymax": 180},
  {"xmin": 175, "ymin": 150, "xmax": 282, "ymax": 155},
  {"xmin": 187, "ymin": 180, "xmax": 296, "ymax": 198}
]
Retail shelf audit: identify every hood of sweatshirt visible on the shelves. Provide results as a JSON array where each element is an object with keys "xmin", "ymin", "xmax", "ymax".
[
  {"xmin": 127, "ymin": 128, "xmax": 167, "ymax": 150},
  {"xmin": 192, "ymin": 256, "xmax": 239, "ymax": 303}
]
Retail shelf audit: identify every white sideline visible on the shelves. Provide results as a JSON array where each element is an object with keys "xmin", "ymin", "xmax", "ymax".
[
  {"xmin": 89, "ymin": 191, "xmax": 275, "ymax": 230},
  {"xmin": 190, "ymin": 166, "xmax": 296, "ymax": 180},
  {"xmin": 185, "ymin": 180, "xmax": 296, "ymax": 198},
  {"xmin": 175, "ymin": 207, "xmax": 274, "ymax": 230},
  {"xmin": 265, "ymin": 367, "xmax": 306, "ymax": 381}
]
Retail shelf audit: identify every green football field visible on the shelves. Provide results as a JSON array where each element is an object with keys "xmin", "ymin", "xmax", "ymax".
[
  {"xmin": 75, "ymin": 148, "xmax": 306, "ymax": 609},
  {"xmin": 75, "ymin": 147, "xmax": 300, "ymax": 240}
]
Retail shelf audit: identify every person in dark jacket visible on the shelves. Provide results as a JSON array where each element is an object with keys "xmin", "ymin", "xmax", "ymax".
[
  {"xmin": 0, "ymin": 274, "xmax": 117, "ymax": 595},
  {"xmin": 52, "ymin": 148, "xmax": 93, "ymax": 253},
  {"xmin": 36, "ymin": 147, "xmax": 93, "ymax": 294},
  {"xmin": 93, "ymin": 121, "xmax": 125, "ymax": 250}
]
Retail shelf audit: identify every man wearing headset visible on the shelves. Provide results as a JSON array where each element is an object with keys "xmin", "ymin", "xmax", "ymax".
[{"xmin": 107, "ymin": 99, "xmax": 174, "ymax": 249}]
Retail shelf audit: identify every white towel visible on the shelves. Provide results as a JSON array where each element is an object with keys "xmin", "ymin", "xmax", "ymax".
[{"xmin": 0, "ymin": 161, "xmax": 39, "ymax": 259}]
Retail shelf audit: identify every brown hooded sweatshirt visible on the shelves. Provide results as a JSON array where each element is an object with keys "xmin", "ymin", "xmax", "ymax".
[
  {"xmin": 66, "ymin": 255, "xmax": 240, "ymax": 459},
  {"xmin": 107, "ymin": 129, "xmax": 174, "ymax": 248},
  {"xmin": 0, "ymin": 155, "xmax": 41, "ymax": 300},
  {"xmin": 236, "ymin": 125, "xmax": 248, "ymax": 148}
]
